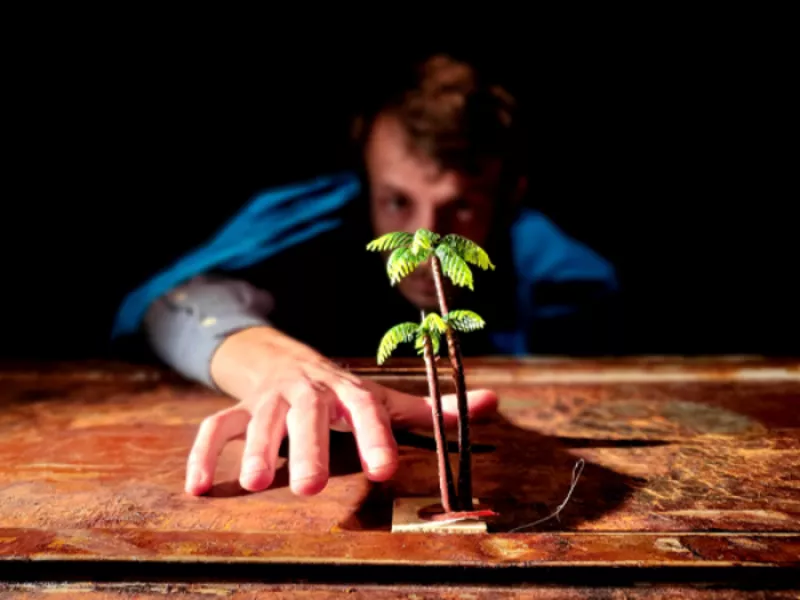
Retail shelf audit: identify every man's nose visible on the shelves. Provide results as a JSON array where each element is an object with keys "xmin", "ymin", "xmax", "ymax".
[{"xmin": 411, "ymin": 206, "xmax": 446, "ymax": 235}]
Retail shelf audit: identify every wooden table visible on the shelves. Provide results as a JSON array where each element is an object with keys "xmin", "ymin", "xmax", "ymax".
[{"xmin": 0, "ymin": 357, "xmax": 798, "ymax": 598}]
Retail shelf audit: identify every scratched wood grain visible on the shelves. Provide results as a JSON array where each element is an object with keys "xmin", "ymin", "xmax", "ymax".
[
  {"xmin": 0, "ymin": 358, "xmax": 797, "ymax": 586},
  {"xmin": 3, "ymin": 583, "xmax": 800, "ymax": 599}
]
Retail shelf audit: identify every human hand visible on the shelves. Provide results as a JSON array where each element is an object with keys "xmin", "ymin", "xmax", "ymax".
[{"xmin": 184, "ymin": 326, "xmax": 497, "ymax": 496}]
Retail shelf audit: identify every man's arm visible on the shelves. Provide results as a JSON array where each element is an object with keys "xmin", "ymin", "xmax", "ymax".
[
  {"xmin": 143, "ymin": 276, "xmax": 274, "ymax": 387},
  {"xmin": 142, "ymin": 275, "xmax": 498, "ymax": 499}
]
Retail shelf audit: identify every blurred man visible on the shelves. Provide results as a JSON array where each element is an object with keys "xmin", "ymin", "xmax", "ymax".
[{"xmin": 112, "ymin": 53, "xmax": 618, "ymax": 497}]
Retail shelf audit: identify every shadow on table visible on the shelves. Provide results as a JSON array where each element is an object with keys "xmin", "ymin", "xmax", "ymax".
[
  {"xmin": 337, "ymin": 410, "xmax": 654, "ymax": 533},
  {"xmin": 204, "ymin": 432, "xmax": 367, "ymax": 499},
  {"xmin": 203, "ymin": 410, "xmax": 652, "ymax": 532}
]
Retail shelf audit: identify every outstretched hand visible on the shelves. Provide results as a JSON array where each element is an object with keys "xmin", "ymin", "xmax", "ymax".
[{"xmin": 184, "ymin": 327, "xmax": 497, "ymax": 496}]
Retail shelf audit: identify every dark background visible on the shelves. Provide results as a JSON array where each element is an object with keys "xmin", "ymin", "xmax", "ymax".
[{"xmin": 3, "ymin": 23, "xmax": 796, "ymax": 360}]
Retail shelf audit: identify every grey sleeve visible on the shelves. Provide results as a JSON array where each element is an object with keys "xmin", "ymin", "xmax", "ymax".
[{"xmin": 143, "ymin": 275, "xmax": 275, "ymax": 388}]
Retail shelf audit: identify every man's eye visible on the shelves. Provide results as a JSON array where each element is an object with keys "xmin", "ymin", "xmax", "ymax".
[{"xmin": 386, "ymin": 196, "xmax": 409, "ymax": 212}]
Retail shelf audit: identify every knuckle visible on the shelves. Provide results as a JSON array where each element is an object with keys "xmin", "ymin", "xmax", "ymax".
[
  {"xmin": 251, "ymin": 391, "xmax": 281, "ymax": 416},
  {"xmin": 346, "ymin": 388, "xmax": 377, "ymax": 411},
  {"xmin": 198, "ymin": 413, "xmax": 221, "ymax": 436},
  {"xmin": 198, "ymin": 405, "xmax": 242, "ymax": 436},
  {"xmin": 294, "ymin": 392, "xmax": 327, "ymax": 413},
  {"xmin": 286, "ymin": 379, "xmax": 330, "ymax": 410}
]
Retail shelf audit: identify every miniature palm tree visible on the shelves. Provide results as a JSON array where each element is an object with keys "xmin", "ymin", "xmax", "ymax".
[
  {"xmin": 377, "ymin": 311, "xmax": 457, "ymax": 512},
  {"xmin": 368, "ymin": 229, "xmax": 493, "ymax": 512}
]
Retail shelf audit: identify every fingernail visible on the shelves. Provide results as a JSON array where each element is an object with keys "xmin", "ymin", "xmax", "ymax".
[
  {"xmin": 365, "ymin": 447, "xmax": 394, "ymax": 471},
  {"xmin": 242, "ymin": 456, "xmax": 268, "ymax": 474},
  {"xmin": 291, "ymin": 460, "xmax": 324, "ymax": 482}
]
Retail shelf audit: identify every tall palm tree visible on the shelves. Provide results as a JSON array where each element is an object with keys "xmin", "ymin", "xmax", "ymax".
[{"xmin": 368, "ymin": 229, "xmax": 493, "ymax": 511}]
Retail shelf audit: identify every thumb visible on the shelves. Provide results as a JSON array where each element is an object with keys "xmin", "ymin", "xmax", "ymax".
[{"xmin": 383, "ymin": 386, "xmax": 499, "ymax": 430}]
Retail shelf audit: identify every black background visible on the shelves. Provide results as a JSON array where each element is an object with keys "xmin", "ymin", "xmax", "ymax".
[{"xmin": 3, "ymin": 19, "xmax": 796, "ymax": 359}]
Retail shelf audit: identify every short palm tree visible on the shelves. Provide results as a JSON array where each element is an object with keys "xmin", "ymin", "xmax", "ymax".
[
  {"xmin": 377, "ymin": 311, "xmax": 456, "ymax": 512},
  {"xmin": 368, "ymin": 229, "xmax": 493, "ymax": 511}
]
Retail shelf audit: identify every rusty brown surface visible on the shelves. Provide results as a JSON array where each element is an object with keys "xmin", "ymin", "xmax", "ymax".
[
  {"xmin": 0, "ymin": 358, "xmax": 797, "ymax": 587},
  {"xmin": 2, "ymin": 583, "xmax": 799, "ymax": 599},
  {"xmin": 0, "ymin": 527, "xmax": 799, "ymax": 563}
]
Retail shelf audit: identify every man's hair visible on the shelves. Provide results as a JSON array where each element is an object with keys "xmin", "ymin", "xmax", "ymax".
[{"xmin": 352, "ymin": 53, "xmax": 525, "ymax": 178}]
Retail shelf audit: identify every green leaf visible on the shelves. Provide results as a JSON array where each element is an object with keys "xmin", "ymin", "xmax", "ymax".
[
  {"xmin": 415, "ymin": 329, "xmax": 441, "ymax": 356},
  {"xmin": 386, "ymin": 248, "xmax": 425, "ymax": 284},
  {"xmin": 435, "ymin": 244, "xmax": 474, "ymax": 290},
  {"xmin": 430, "ymin": 329, "xmax": 441, "ymax": 355},
  {"xmin": 377, "ymin": 322, "xmax": 419, "ymax": 364},
  {"xmin": 411, "ymin": 228, "xmax": 441, "ymax": 255},
  {"xmin": 444, "ymin": 309, "xmax": 486, "ymax": 332},
  {"xmin": 441, "ymin": 234, "xmax": 495, "ymax": 270},
  {"xmin": 414, "ymin": 331, "xmax": 425, "ymax": 355},
  {"xmin": 421, "ymin": 311, "xmax": 448, "ymax": 334},
  {"xmin": 366, "ymin": 231, "xmax": 413, "ymax": 252},
  {"xmin": 414, "ymin": 247, "xmax": 433, "ymax": 262}
]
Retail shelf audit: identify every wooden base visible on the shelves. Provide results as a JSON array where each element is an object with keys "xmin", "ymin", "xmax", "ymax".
[{"xmin": 391, "ymin": 497, "xmax": 488, "ymax": 533}]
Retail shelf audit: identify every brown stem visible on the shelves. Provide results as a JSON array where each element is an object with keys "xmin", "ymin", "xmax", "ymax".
[
  {"xmin": 445, "ymin": 329, "xmax": 473, "ymax": 510},
  {"xmin": 421, "ymin": 315, "xmax": 456, "ymax": 513},
  {"xmin": 430, "ymin": 254, "xmax": 473, "ymax": 511}
]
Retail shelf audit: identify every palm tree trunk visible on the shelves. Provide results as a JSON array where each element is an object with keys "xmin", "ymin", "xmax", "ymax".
[
  {"xmin": 430, "ymin": 254, "xmax": 474, "ymax": 511},
  {"xmin": 420, "ymin": 323, "xmax": 457, "ymax": 513}
]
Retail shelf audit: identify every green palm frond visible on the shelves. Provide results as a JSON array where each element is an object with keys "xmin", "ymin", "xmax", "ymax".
[
  {"xmin": 377, "ymin": 322, "xmax": 418, "ymax": 364},
  {"xmin": 444, "ymin": 309, "xmax": 486, "ymax": 332},
  {"xmin": 413, "ymin": 247, "xmax": 433, "ymax": 263},
  {"xmin": 366, "ymin": 231, "xmax": 413, "ymax": 252},
  {"xmin": 411, "ymin": 228, "xmax": 441, "ymax": 255},
  {"xmin": 435, "ymin": 244, "xmax": 474, "ymax": 290},
  {"xmin": 430, "ymin": 330, "xmax": 441, "ymax": 355},
  {"xmin": 386, "ymin": 247, "xmax": 426, "ymax": 284},
  {"xmin": 414, "ymin": 331, "xmax": 425, "ymax": 355},
  {"xmin": 441, "ymin": 234, "xmax": 495, "ymax": 270},
  {"xmin": 421, "ymin": 311, "xmax": 448, "ymax": 334},
  {"xmin": 415, "ymin": 328, "xmax": 441, "ymax": 356}
]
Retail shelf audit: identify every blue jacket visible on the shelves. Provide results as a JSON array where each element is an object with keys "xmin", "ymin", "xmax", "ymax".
[{"xmin": 112, "ymin": 171, "xmax": 619, "ymax": 357}]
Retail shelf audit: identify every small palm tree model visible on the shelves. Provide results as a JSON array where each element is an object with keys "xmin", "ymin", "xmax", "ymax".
[
  {"xmin": 376, "ymin": 311, "xmax": 458, "ymax": 512},
  {"xmin": 368, "ymin": 229, "xmax": 494, "ymax": 515}
]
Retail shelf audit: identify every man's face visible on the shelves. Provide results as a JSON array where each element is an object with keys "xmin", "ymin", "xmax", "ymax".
[{"xmin": 365, "ymin": 113, "xmax": 502, "ymax": 310}]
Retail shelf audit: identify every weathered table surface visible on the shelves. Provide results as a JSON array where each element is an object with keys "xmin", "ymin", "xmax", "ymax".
[{"xmin": 0, "ymin": 357, "xmax": 798, "ymax": 598}]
